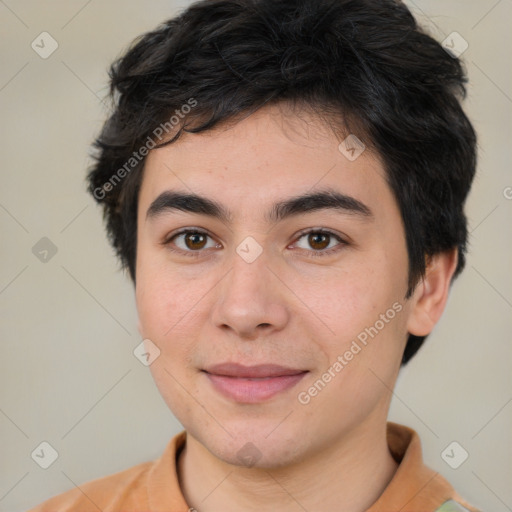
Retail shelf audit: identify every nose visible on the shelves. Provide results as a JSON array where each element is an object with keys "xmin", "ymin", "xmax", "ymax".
[{"xmin": 210, "ymin": 246, "xmax": 290, "ymax": 340}]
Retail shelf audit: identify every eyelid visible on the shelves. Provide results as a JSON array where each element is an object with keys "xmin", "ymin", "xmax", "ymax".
[
  {"xmin": 162, "ymin": 227, "xmax": 218, "ymax": 258},
  {"xmin": 290, "ymin": 227, "xmax": 348, "ymax": 257},
  {"xmin": 292, "ymin": 226, "xmax": 347, "ymax": 243},
  {"xmin": 162, "ymin": 226, "xmax": 211, "ymax": 245}
]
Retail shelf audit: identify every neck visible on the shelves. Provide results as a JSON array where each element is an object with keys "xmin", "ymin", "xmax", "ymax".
[{"xmin": 177, "ymin": 417, "xmax": 398, "ymax": 512}]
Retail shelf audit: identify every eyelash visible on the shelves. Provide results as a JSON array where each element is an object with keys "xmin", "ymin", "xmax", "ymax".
[{"xmin": 162, "ymin": 227, "xmax": 347, "ymax": 259}]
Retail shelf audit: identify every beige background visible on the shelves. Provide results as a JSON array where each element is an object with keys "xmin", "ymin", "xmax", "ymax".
[{"xmin": 0, "ymin": 1, "xmax": 511, "ymax": 510}]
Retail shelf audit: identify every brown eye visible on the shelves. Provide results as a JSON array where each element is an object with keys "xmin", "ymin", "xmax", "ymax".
[
  {"xmin": 164, "ymin": 229, "xmax": 220, "ymax": 258},
  {"xmin": 292, "ymin": 229, "xmax": 347, "ymax": 258},
  {"xmin": 307, "ymin": 232, "xmax": 330, "ymax": 251},
  {"xmin": 184, "ymin": 232, "xmax": 208, "ymax": 250}
]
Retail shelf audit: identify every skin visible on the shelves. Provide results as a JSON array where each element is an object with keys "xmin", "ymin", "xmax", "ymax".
[{"xmin": 135, "ymin": 103, "xmax": 458, "ymax": 511}]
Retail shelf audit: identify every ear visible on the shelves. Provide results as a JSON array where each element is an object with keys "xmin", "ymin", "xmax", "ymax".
[{"xmin": 406, "ymin": 248, "xmax": 459, "ymax": 337}]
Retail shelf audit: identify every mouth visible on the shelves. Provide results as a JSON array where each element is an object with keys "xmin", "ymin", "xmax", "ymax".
[{"xmin": 202, "ymin": 363, "xmax": 309, "ymax": 403}]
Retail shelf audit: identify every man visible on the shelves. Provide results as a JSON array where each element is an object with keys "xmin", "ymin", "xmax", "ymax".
[{"xmin": 30, "ymin": 0, "xmax": 481, "ymax": 510}]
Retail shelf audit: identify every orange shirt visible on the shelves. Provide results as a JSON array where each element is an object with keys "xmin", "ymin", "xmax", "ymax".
[{"xmin": 28, "ymin": 422, "xmax": 481, "ymax": 512}]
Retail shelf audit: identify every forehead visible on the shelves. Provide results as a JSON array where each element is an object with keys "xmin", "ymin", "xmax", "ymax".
[{"xmin": 138, "ymin": 104, "xmax": 396, "ymax": 225}]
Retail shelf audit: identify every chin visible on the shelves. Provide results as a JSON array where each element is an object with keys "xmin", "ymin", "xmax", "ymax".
[{"xmin": 191, "ymin": 419, "xmax": 308, "ymax": 469}]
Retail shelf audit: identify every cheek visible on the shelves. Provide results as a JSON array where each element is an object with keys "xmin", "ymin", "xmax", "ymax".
[
  {"xmin": 135, "ymin": 262, "xmax": 208, "ymax": 373},
  {"xmin": 300, "ymin": 284, "xmax": 407, "ymax": 422},
  {"xmin": 136, "ymin": 277, "xmax": 169, "ymax": 339},
  {"xmin": 306, "ymin": 261, "xmax": 407, "ymax": 368},
  {"xmin": 300, "ymin": 265, "xmax": 381, "ymax": 342},
  {"xmin": 136, "ymin": 258, "xmax": 192, "ymax": 334},
  {"xmin": 135, "ymin": 266, "xmax": 202, "ymax": 416}
]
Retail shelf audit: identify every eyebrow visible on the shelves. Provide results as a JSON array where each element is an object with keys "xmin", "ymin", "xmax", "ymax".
[{"xmin": 145, "ymin": 187, "xmax": 373, "ymax": 224}]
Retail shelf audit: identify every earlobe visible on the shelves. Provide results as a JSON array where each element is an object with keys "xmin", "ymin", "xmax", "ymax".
[{"xmin": 406, "ymin": 249, "xmax": 459, "ymax": 337}]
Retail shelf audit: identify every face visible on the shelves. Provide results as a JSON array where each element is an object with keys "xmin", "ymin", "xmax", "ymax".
[{"xmin": 135, "ymin": 104, "xmax": 414, "ymax": 468}]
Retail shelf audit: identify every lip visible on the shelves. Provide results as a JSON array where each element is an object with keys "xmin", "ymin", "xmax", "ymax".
[
  {"xmin": 204, "ymin": 363, "xmax": 306, "ymax": 378},
  {"xmin": 203, "ymin": 363, "xmax": 308, "ymax": 403}
]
